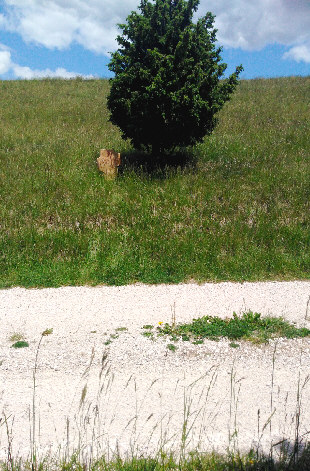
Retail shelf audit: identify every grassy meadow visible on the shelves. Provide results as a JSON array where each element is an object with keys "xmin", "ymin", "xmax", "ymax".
[{"xmin": 0, "ymin": 76, "xmax": 309, "ymax": 287}]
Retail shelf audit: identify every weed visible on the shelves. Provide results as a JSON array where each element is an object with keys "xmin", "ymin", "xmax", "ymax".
[
  {"xmin": 42, "ymin": 328, "xmax": 53, "ymax": 336},
  {"xmin": 31, "ymin": 327, "xmax": 53, "ymax": 469},
  {"xmin": 181, "ymin": 334, "xmax": 190, "ymax": 342},
  {"xmin": 11, "ymin": 341, "xmax": 29, "ymax": 348},
  {"xmin": 167, "ymin": 343, "xmax": 177, "ymax": 352},
  {"xmin": 142, "ymin": 331, "xmax": 153, "ymax": 338},
  {"xmin": 8, "ymin": 333, "xmax": 25, "ymax": 342},
  {"xmin": 156, "ymin": 311, "xmax": 310, "ymax": 345},
  {"xmin": 103, "ymin": 328, "xmax": 128, "ymax": 346}
]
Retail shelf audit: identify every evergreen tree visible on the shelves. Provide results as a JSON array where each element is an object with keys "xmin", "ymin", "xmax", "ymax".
[{"xmin": 107, "ymin": 0, "xmax": 243, "ymax": 155}]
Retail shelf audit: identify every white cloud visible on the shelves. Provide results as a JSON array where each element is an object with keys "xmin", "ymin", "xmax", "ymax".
[
  {"xmin": 2, "ymin": 0, "xmax": 138, "ymax": 54},
  {"xmin": 12, "ymin": 64, "xmax": 94, "ymax": 79},
  {"xmin": 76, "ymin": 18, "xmax": 119, "ymax": 54},
  {"xmin": 0, "ymin": 50, "xmax": 12, "ymax": 74},
  {"xmin": 20, "ymin": 6, "xmax": 79, "ymax": 49},
  {"xmin": 1, "ymin": 0, "xmax": 310, "ymax": 63},
  {"xmin": 283, "ymin": 45, "xmax": 310, "ymax": 64},
  {"xmin": 0, "ymin": 47, "xmax": 94, "ymax": 78},
  {"xmin": 199, "ymin": 0, "xmax": 310, "ymax": 64},
  {"xmin": 199, "ymin": 0, "xmax": 310, "ymax": 52}
]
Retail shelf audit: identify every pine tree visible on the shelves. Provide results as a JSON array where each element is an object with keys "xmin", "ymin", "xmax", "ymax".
[{"xmin": 107, "ymin": 0, "xmax": 243, "ymax": 155}]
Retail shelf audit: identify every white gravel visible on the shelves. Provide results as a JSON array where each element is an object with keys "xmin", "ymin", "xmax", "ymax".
[{"xmin": 1, "ymin": 281, "xmax": 310, "ymax": 462}]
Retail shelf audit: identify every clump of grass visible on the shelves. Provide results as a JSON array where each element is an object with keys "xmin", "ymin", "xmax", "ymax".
[
  {"xmin": 142, "ymin": 325, "xmax": 155, "ymax": 340},
  {"xmin": 167, "ymin": 343, "xmax": 177, "ymax": 352},
  {"xmin": 155, "ymin": 311, "xmax": 310, "ymax": 345},
  {"xmin": 1, "ymin": 447, "xmax": 310, "ymax": 471},
  {"xmin": 229, "ymin": 342, "xmax": 240, "ymax": 348},
  {"xmin": 142, "ymin": 331, "xmax": 153, "ymax": 338},
  {"xmin": 115, "ymin": 327, "xmax": 128, "ymax": 332}
]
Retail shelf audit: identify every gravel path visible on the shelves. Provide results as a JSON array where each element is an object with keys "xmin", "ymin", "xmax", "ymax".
[{"xmin": 1, "ymin": 281, "xmax": 310, "ymax": 461}]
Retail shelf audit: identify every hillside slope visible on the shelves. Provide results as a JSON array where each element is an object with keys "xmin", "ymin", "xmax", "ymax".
[{"xmin": 0, "ymin": 77, "xmax": 309, "ymax": 287}]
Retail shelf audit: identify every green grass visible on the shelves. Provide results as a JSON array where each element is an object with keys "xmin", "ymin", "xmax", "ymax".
[
  {"xmin": 0, "ymin": 76, "xmax": 309, "ymax": 287},
  {"xmin": 2, "ymin": 448, "xmax": 310, "ymax": 471},
  {"xmin": 154, "ymin": 311, "xmax": 310, "ymax": 345}
]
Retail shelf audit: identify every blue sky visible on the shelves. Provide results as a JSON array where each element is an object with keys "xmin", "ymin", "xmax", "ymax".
[{"xmin": 0, "ymin": 0, "xmax": 310, "ymax": 80}]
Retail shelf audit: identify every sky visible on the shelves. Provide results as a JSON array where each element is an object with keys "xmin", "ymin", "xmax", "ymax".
[{"xmin": 0, "ymin": 0, "xmax": 310, "ymax": 80}]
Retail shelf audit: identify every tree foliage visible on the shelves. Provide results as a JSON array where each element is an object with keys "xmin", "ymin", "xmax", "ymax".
[{"xmin": 107, "ymin": 0, "xmax": 243, "ymax": 154}]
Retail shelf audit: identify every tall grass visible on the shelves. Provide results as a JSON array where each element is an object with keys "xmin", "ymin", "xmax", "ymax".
[{"xmin": 0, "ymin": 76, "xmax": 309, "ymax": 287}]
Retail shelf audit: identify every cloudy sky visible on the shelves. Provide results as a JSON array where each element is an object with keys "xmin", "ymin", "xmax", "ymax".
[{"xmin": 0, "ymin": 0, "xmax": 310, "ymax": 80}]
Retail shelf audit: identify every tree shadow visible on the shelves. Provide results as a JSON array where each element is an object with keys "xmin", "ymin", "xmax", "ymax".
[
  {"xmin": 243, "ymin": 438, "xmax": 310, "ymax": 471},
  {"xmin": 270, "ymin": 438, "xmax": 310, "ymax": 471},
  {"xmin": 118, "ymin": 148, "xmax": 198, "ymax": 179}
]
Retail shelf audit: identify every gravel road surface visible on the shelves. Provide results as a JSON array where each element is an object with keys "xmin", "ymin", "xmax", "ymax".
[{"xmin": 1, "ymin": 281, "xmax": 310, "ymax": 461}]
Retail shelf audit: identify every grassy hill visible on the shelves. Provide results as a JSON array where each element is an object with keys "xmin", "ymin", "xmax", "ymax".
[{"xmin": 0, "ymin": 76, "xmax": 309, "ymax": 287}]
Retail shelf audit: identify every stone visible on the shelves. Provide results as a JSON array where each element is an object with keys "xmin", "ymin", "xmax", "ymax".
[{"xmin": 97, "ymin": 149, "xmax": 121, "ymax": 180}]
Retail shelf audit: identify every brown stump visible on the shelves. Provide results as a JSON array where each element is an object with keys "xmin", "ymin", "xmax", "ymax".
[{"xmin": 97, "ymin": 149, "xmax": 121, "ymax": 180}]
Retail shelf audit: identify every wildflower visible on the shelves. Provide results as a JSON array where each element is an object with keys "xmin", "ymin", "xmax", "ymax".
[{"xmin": 158, "ymin": 321, "xmax": 163, "ymax": 325}]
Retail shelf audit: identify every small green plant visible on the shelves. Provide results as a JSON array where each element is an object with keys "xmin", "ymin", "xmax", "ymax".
[
  {"xmin": 167, "ymin": 343, "xmax": 177, "ymax": 352},
  {"xmin": 142, "ymin": 331, "xmax": 153, "ymax": 338},
  {"xmin": 103, "ymin": 327, "xmax": 128, "ymax": 345},
  {"xmin": 181, "ymin": 334, "xmax": 190, "ymax": 342},
  {"xmin": 142, "ymin": 325, "xmax": 158, "ymax": 340},
  {"xmin": 229, "ymin": 342, "xmax": 240, "ymax": 348},
  {"xmin": 104, "ymin": 327, "xmax": 128, "ymax": 345},
  {"xmin": 11, "ymin": 340, "xmax": 29, "ymax": 349}
]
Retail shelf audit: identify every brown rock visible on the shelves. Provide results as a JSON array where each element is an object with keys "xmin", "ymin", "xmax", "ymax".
[{"xmin": 97, "ymin": 149, "xmax": 121, "ymax": 180}]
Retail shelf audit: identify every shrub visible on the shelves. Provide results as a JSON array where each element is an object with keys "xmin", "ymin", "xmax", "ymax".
[{"xmin": 107, "ymin": 0, "xmax": 243, "ymax": 155}]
